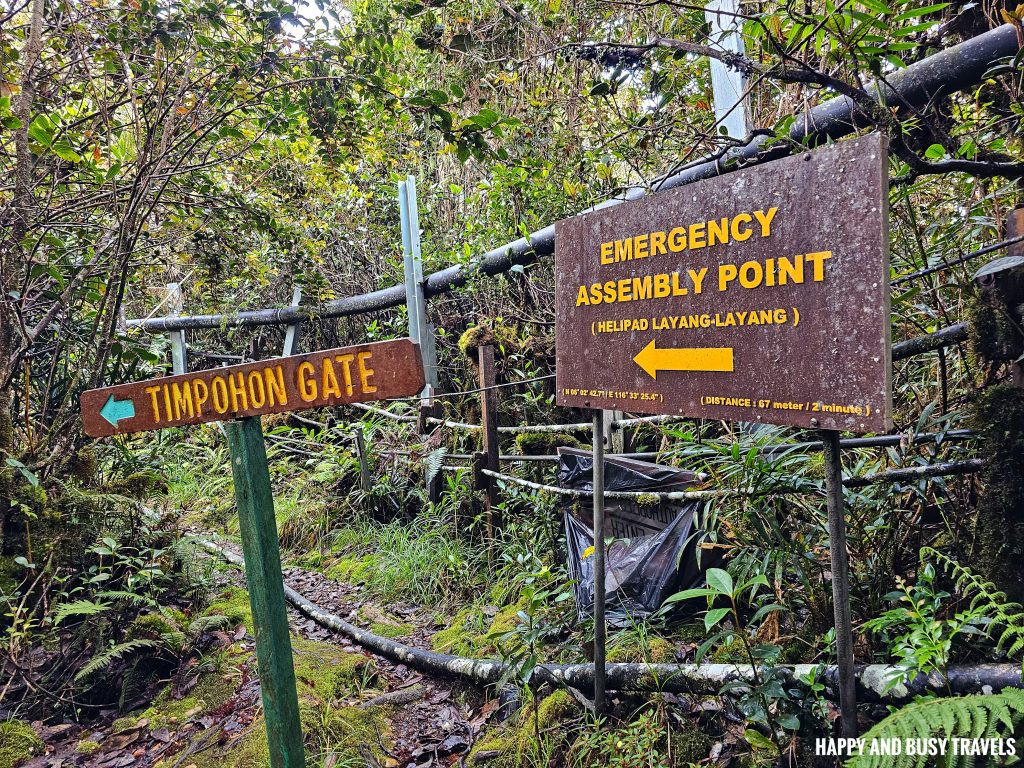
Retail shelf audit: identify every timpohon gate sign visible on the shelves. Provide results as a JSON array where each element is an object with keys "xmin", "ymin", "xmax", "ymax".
[
  {"xmin": 554, "ymin": 133, "xmax": 892, "ymax": 433},
  {"xmin": 81, "ymin": 339, "xmax": 424, "ymax": 437}
]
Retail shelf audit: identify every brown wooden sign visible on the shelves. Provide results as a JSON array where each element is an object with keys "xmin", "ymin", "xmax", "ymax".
[
  {"xmin": 81, "ymin": 339, "xmax": 424, "ymax": 437},
  {"xmin": 555, "ymin": 133, "xmax": 892, "ymax": 433}
]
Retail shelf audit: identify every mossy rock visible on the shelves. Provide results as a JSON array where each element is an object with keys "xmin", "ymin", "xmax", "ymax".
[
  {"xmin": 76, "ymin": 740, "xmax": 102, "ymax": 755},
  {"xmin": 607, "ymin": 636, "xmax": 677, "ymax": 664},
  {"xmin": 0, "ymin": 720, "xmax": 42, "ymax": 768}
]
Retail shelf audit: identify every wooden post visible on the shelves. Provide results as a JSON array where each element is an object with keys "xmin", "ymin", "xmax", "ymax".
[
  {"xmin": 353, "ymin": 426, "xmax": 371, "ymax": 494},
  {"xmin": 224, "ymin": 417, "xmax": 305, "ymax": 768},
  {"xmin": 166, "ymin": 282, "xmax": 187, "ymax": 375},
  {"xmin": 592, "ymin": 410, "xmax": 607, "ymax": 716},
  {"xmin": 478, "ymin": 346, "xmax": 500, "ymax": 539},
  {"xmin": 822, "ymin": 429, "xmax": 857, "ymax": 737},
  {"xmin": 602, "ymin": 409, "xmax": 624, "ymax": 454},
  {"xmin": 282, "ymin": 286, "xmax": 303, "ymax": 358}
]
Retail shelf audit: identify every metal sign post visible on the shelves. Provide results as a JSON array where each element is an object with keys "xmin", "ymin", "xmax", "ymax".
[
  {"xmin": 399, "ymin": 176, "xmax": 439, "ymax": 397},
  {"xmin": 822, "ymin": 429, "xmax": 857, "ymax": 737},
  {"xmin": 224, "ymin": 416, "xmax": 305, "ymax": 768},
  {"xmin": 591, "ymin": 409, "xmax": 608, "ymax": 716},
  {"xmin": 80, "ymin": 341, "xmax": 425, "ymax": 768}
]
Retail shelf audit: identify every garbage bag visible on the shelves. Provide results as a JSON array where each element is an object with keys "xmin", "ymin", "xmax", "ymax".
[{"xmin": 558, "ymin": 447, "xmax": 719, "ymax": 625}]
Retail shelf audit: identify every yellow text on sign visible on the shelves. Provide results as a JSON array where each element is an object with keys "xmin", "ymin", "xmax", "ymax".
[{"xmin": 142, "ymin": 353, "xmax": 378, "ymax": 424}]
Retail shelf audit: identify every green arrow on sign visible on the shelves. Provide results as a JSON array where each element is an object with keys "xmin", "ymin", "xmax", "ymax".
[{"xmin": 100, "ymin": 394, "xmax": 135, "ymax": 427}]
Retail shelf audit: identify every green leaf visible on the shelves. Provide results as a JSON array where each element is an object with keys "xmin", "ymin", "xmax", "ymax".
[
  {"xmin": 662, "ymin": 587, "xmax": 716, "ymax": 604},
  {"xmin": 924, "ymin": 144, "xmax": 946, "ymax": 160},
  {"xmin": 27, "ymin": 115, "xmax": 54, "ymax": 146},
  {"xmin": 52, "ymin": 141, "xmax": 82, "ymax": 163},
  {"xmin": 705, "ymin": 607, "xmax": 731, "ymax": 631},
  {"xmin": 706, "ymin": 567, "xmax": 734, "ymax": 596},
  {"xmin": 744, "ymin": 729, "xmax": 776, "ymax": 750}
]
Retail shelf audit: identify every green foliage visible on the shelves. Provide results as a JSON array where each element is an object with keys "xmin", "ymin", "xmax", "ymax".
[
  {"xmin": 923, "ymin": 547, "xmax": 1024, "ymax": 661},
  {"xmin": 325, "ymin": 512, "xmax": 485, "ymax": 607},
  {"xmin": 863, "ymin": 562, "xmax": 987, "ymax": 691},
  {"xmin": 848, "ymin": 691, "xmax": 1024, "ymax": 768}
]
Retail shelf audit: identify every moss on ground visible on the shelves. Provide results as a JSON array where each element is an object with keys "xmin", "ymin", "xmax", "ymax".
[
  {"xmin": 669, "ymin": 719, "xmax": 714, "ymax": 765},
  {"xmin": 0, "ymin": 720, "xmax": 42, "ymax": 768},
  {"xmin": 75, "ymin": 740, "xmax": 102, "ymax": 756},
  {"xmin": 433, "ymin": 598, "xmax": 527, "ymax": 657},
  {"xmin": 325, "ymin": 553, "xmax": 379, "ymax": 585},
  {"xmin": 159, "ymin": 637, "xmax": 389, "ymax": 768},
  {"xmin": 467, "ymin": 690, "xmax": 582, "ymax": 767},
  {"xmin": 607, "ymin": 635, "xmax": 677, "ymax": 664},
  {"xmin": 291, "ymin": 636, "xmax": 375, "ymax": 701},
  {"xmin": 143, "ymin": 671, "xmax": 238, "ymax": 730},
  {"xmin": 203, "ymin": 586, "xmax": 254, "ymax": 632},
  {"xmin": 355, "ymin": 606, "xmax": 413, "ymax": 639}
]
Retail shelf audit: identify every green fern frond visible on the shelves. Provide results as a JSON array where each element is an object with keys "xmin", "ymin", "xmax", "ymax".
[
  {"xmin": 424, "ymin": 447, "xmax": 448, "ymax": 485},
  {"xmin": 96, "ymin": 590, "xmax": 159, "ymax": 608},
  {"xmin": 848, "ymin": 690, "xmax": 1024, "ymax": 768},
  {"xmin": 54, "ymin": 599, "xmax": 110, "ymax": 625},
  {"xmin": 922, "ymin": 547, "xmax": 1024, "ymax": 660},
  {"xmin": 75, "ymin": 639, "xmax": 159, "ymax": 683},
  {"xmin": 187, "ymin": 614, "xmax": 232, "ymax": 637}
]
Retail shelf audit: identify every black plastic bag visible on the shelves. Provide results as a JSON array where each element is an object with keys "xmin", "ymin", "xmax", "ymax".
[{"xmin": 558, "ymin": 447, "xmax": 719, "ymax": 626}]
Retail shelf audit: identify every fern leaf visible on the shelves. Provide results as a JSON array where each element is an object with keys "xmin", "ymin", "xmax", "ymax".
[
  {"xmin": 187, "ymin": 614, "xmax": 232, "ymax": 637},
  {"xmin": 75, "ymin": 639, "xmax": 158, "ymax": 683},
  {"xmin": 54, "ymin": 599, "xmax": 110, "ymax": 625},
  {"xmin": 424, "ymin": 447, "xmax": 448, "ymax": 485},
  {"xmin": 848, "ymin": 691, "xmax": 1024, "ymax": 768},
  {"xmin": 96, "ymin": 590, "xmax": 159, "ymax": 608},
  {"xmin": 921, "ymin": 547, "xmax": 1024, "ymax": 661}
]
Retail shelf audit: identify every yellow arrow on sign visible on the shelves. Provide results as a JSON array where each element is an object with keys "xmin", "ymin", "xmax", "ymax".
[{"xmin": 633, "ymin": 340, "xmax": 734, "ymax": 379}]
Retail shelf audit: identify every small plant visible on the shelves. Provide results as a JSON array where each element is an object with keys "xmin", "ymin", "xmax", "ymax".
[
  {"xmin": 573, "ymin": 709, "xmax": 667, "ymax": 768},
  {"xmin": 661, "ymin": 567, "xmax": 799, "ymax": 750},
  {"xmin": 864, "ymin": 562, "xmax": 988, "ymax": 692}
]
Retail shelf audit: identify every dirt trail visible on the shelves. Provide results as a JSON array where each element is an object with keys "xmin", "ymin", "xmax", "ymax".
[{"xmin": 22, "ymin": 553, "xmax": 499, "ymax": 768}]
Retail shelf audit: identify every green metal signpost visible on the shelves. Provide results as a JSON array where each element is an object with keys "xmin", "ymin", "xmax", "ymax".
[{"xmin": 81, "ymin": 340, "xmax": 425, "ymax": 768}]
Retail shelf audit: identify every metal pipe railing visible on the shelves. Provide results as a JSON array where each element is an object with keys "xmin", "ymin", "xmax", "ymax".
[{"xmin": 127, "ymin": 25, "xmax": 1021, "ymax": 335}]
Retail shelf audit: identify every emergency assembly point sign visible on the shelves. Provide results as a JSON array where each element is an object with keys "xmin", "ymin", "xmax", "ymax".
[
  {"xmin": 81, "ymin": 339, "xmax": 424, "ymax": 437},
  {"xmin": 554, "ymin": 133, "xmax": 892, "ymax": 433}
]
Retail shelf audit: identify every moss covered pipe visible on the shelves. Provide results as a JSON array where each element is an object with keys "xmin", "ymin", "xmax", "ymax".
[
  {"xmin": 132, "ymin": 25, "xmax": 1021, "ymax": 334},
  {"xmin": 201, "ymin": 540, "xmax": 1023, "ymax": 706}
]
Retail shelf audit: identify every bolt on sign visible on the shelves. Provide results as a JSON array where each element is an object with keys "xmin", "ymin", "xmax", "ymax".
[
  {"xmin": 81, "ymin": 339, "xmax": 424, "ymax": 437},
  {"xmin": 555, "ymin": 133, "xmax": 892, "ymax": 433}
]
